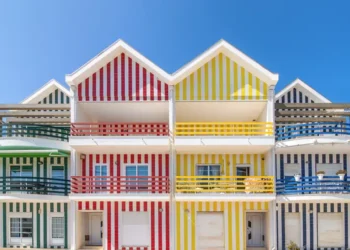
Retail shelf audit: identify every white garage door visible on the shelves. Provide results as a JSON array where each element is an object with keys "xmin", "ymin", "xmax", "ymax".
[
  {"xmin": 317, "ymin": 164, "xmax": 342, "ymax": 176},
  {"xmin": 318, "ymin": 213, "xmax": 344, "ymax": 248},
  {"xmin": 196, "ymin": 212, "xmax": 224, "ymax": 250},
  {"xmin": 285, "ymin": 213, "xmax": 301, "ymax": 247}
]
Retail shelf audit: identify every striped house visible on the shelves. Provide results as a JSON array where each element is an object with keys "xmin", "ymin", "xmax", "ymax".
[
  {"xmin": 0, "ymin": 80, "xmax": 71, "ymax": 249},
  {"xmin": 275, "ymin": 79, "xmax": 350, "ymax": 250}
]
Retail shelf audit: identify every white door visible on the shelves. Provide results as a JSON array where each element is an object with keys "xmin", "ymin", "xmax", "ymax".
[
  {"xmin": 247, "ymin": 213, "xmax": 265, "ymax": 247},
  {"xmin": 196, "ymin": 212, "xmax": 225, "ymax": 250},
  {"xmin": 89, "ymin": 214, "xmax": 102, "ymax": 246},
  {"xmin": 285, "ymin": 213, "xmax": 301, "ymax": 247}
]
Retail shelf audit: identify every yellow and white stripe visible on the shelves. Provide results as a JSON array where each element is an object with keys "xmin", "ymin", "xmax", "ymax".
[
  {"xmin": 176, "ymin": 154, "xmax": 266, "ymax": 176},
  {"xmin": 176, "ymin": 201, "xmax": 270, "ymax": 250},
  {"xmin": 175, "ymin": 53, "xmax": 268, "ymax": 101}
]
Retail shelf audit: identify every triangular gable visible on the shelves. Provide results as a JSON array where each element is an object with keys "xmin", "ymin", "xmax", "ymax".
[
  {"xmin": 175, "ymin": 52, "xmax": 269, "ymax": 101},
  {"xmin": 75, "ymin": 50, "xmax": 169, "ymax": 102},
  {"xmin": 276, "ymin": 78, "xmax": 330, "ymax": 104},
  {"xmin": 21, "ymin": 79, "xmax": 71, "ymax": 104}
]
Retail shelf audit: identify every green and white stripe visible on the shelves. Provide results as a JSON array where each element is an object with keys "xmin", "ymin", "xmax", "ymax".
[{"xmin": 38, "ymin": 89, "xmax": 70, "ymax": 104}]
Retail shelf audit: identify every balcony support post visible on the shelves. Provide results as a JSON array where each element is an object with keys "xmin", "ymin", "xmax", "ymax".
[
  {"xmin": 69, "ymin": 201, "xmax": 77, "ymax": 250},
  {"xmin": 70, "ymin": 86, "xmax": 77, "ymax": 123},
  {"xmin": 267, "ymin": 147, "xmax": 277, "ymax": 249},
  {"xmin": 267, "ymin": 85, "xmax": 275, "ymax": 124}
]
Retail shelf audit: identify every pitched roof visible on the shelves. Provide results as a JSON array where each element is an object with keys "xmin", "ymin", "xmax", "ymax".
[
  {"xmin": 65, "ymin": 39, "xmax": 279, "ymax": 86},
  {"xmin": 276, "ymin": 78, "xmax": 330, "ymax": 103},
  {"xmin": 21, "ymin": 79, "xmax": 71, "ymax": 104}
]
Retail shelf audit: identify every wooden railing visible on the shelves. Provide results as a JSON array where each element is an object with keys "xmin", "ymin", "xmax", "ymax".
[
  {"xmin": 0, "ymin": 123, "xmax": 69, "ymax": 141},
  {"xmin": 0, "ymin": 177, "xmax": 70, "ymax": 195},
  {"xmin": 175, "ymin": 122, "xmax": 274, "ymax": 136},
  {"xmin": 71, "ymin": 176, "xmax": 170, "ymax": 193},
  {"xmin": 176, "ymin": 176, "xmax": 274, "ymax": 193},
  {"xmin": 71, "ymin": 122, "xmax": 169, "ymax": 136}
]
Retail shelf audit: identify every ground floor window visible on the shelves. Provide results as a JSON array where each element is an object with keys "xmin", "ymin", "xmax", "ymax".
[
  {"xmin": 318, "ymin": 212, "xmax": 344, "ymax": 248},
  {"xmin": 121, "ymin": 211, "xmax": 149, "ymax": 247},
  {"xmin": 9, "ymin": 213, "xmax": 33, "ymax": 245},
  {"xmin": 50, "ymin": 213, "xmax": 64, "ymax": 245}
]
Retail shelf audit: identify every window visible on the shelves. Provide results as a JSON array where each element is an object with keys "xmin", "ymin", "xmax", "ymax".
[
  {"xmin": 94, "ymin": 164, "xmax": 108, "ymax": 190},
  {"xmin": 9, "ymin": 215, "xmax": 33, "ymax": 245},
  {"xmin": 51, "ymin": 166, "xmax": 65, "ymax": 194},
  {"xmin": 316, "ymin": 164, "xmax": 342, "ymax": 176},
  {"xmin": 236, "ymin": 165, "xmax": 250, "ymax": 190},
  {"xmin": 10, "ymin": 165, "xmax": 33, "ymax": 192},
  {"xmin": 52, "ymin": 217, "xmax": 64, "ymax": 239},
  {"xmin": 121, "ymin": 212, "xmax": 149, "ymax": 247},
  {"xmin": 125, "ymin": 164, "xmax": 149, "ymax": 190},
  {"xmin": 197, "ymin": 165, "xmax": 221, "ymax": 176},
  {"xmin": 318, "ymin": 213, "xmax": 344, "ymax": 247},
  {"xmin": 52, "ymin": 166, "xmax": 64, "ymax": 179}
]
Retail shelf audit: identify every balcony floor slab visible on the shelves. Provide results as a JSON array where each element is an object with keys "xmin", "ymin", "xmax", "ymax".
[
  {"xmin": 69, "ymin": 193, "xmax": 170, "ymax": 201},
  {"xmin": 277, "ymin": 194, "xmax": 350, "ymax": 203},
  {"xmin": 0, "ymin": 193, "xmax": 69, "ymax": 202},
  {"xmin": 175, "ymin": 193, "xmax": 275, "ymax": 202}
]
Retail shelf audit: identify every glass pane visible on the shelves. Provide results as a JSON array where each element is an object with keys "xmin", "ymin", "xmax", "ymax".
[
  {"xmin": 94, "ymin": 165, "xmax": 101, "ymax": 176},
  {"xmin": 237, "ymin": 167, "xmax": 249, "ymax": 176},
  {"xmin": 10, "ymin": 218, "xmax": 20, "ymax": 237},
  {"xmin": 137, "ymin": 166, "xmax": 148, "ymax": 176},
  {"xmin": 21, "ymin": 166, "xmax": 33, "ymax": 178},
  {"xmin": 10, "ymin": 166, "xmax": 21, "ymax": 177},
  {"xmin": 197, "ymin": 165, "xmax": 208, "ymax": 176},
  {"xmin": 52, "ymin": 217, "xmax": 64, "ymax": 239},
  {"xmin": 100, "ymin": 165, "xmax": 108, "ymax": 176},
  {"xmin": 209, "ymin": 165, "xmax": 220, "ymax": 176},
  {"xmin": 126, "ymin": 166, "xmax": 137, "ymax": 176},
  {"xmin": 52, "ymin": 166, "xmax": 64, "ymax": 179}
]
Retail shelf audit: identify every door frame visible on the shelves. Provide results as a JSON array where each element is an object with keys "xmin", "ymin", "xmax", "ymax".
[
  {"xmin": 88, "ymin": 212, "xmax": 103, "ymax": 246},
  {"xmin": 246, "ymin": 211, "xmax": 267, "ymax": 248}
]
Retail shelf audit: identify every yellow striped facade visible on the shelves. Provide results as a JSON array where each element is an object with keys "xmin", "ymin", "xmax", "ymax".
[
  {"xmin": 176, "ymin": 201, "xmax": 270, "ymax": 250},
  {"xmin": 175, "ymin": 53, "xmax": 269, "ymax": 101},
  {"xmin": 176, "ymin": 153, "xmax": 266, "ymax": 176}
]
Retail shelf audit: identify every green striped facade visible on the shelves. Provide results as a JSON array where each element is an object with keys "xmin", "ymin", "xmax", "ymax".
[
  {"xmin": 0, "ymin": 202, "xmax": 68, "ymax": 248},
  {"xmin": 0, "ymin": 156, "xmax": 69, "ymax": 180},
  {"xmin": 38, "ymin": 89, "xmax": 70, "ymax": 104}
]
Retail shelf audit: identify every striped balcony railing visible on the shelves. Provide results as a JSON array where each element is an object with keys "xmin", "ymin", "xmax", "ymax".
[
  {"xmin": 175, "ymin": 122, "xmax": 274, "ymax": 136},
  {"xmin": 71, "ymin": 176, "xmax": 170, "ymax": 194},
  {"xmin": 71, "ymin": 122, "xmax": 169, "ymax": 136},
  {"xmin": 276, "ymin": 176, "xmax": 350, "ymax": 195},
  {"xmin": 176, "ymin": 176, "xmax": 274, "ymax": 193},
  {"xmin": 276, "ymin": 122, "xmax": 350, "ymax": 141},
  {"xmin": 0, "ymin": 123, "xmax": 69, "ymax": 141},
  {"xmin": 0, "ymin": 177, "xmax": 70, "ymax": 195}
]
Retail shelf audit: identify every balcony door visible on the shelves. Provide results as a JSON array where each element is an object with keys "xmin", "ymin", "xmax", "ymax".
[
  {"xmin": 196, "ymin": 164, "xmax": 221, "ymax": 189},
  {"xmin": 51, "ymin": 166, "xmax": 65, "ymax": 194},
  {"xmin": 10, "ymin": 165, "xmax": 33, "ymax": 193},
  {"xmin": 236, "ymin": 165, "xmax": 250, "ymax": 190},
  {"xmin": 94, "ymin": 164, "xmax": 108, "ymax": 191},
  {"xmin": 125, "ymin": 165, "xmax": 149, "ymax": 191}
]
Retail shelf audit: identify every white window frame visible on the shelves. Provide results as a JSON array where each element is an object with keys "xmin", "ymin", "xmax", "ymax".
[
  {"xmin": 49, "ymin": 212, "xmax": 64, "ymax": 246},
  {"xmin": 317, "ymin": 212, "xmax": 344, "ymax": 248},
  {"xmin": 236, "ymin": 164, "xmax": 251, "ymax": 176},
  {"xmin": 122, "ymin": 163, "xmax": 150, "ymax": 176},
  {"xmin": 120, "ymin": 211, "xmax": 150, "ymax": 247},
  {"xmin": 49, "ymin": 165, "xmax": 65, "ymax": 179},
  {"xmin": 93, "ymin": 164, "xmax": 109, "ymax": 177},
  {"xmin": 8, "ymin": 212, "xmax": 33, "ymax": 246},
  {"xmin": 196, "ymin": 164, "xmax": 221, "ymax": 176},
  {"xmin": 8, "ymin": 164, "xmax": 33, "ymax": 177}
]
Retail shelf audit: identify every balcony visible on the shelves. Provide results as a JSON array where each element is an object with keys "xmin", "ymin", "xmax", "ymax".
[
  {"xmin": 0, "ymin": 123, "xmax": 69, "ymax": 141},
  {"xmin": 69, "ymin": 122, "xmax": 169, "ymax": 153},
  {"xmin": 176, "ymin": 176, "xmax": 275, "ymax": 201},
  {"xmin": 70, "ymin": 176, "xmax": 170, "ymax": 200},
  {"xmin": 0, "ymin": 177, "xmax": 70, "ymax": 196},
  {"xmin": 175, "ymin": 122, "xmax": 274, "ymax": 153},
  {"xmin": 277, "ymin": 176, "xmax": 350, "ymax": 195}
]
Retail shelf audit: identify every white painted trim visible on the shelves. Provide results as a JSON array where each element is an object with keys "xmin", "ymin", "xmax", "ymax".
[
  {"xmin": 277, "ymin": 194, "xmax": 350, "ymax": 203},
  {"xmin": 65, "ymin": 39, "xmax": 279, "ymax": 87},
  {"xmin": 68, "ymin": 193, "xmax": 170, "ymax": 201},
  {"xmin": 275, "ymin": 78, "xmax": 330, "ymax": 103},
  {"xmin": 175, "ymin": 194, "xmax": 275, "ymax": 202},
  {"xmin": 0, "ymin": 138, "xmax": 70, "ymax": 152},
  {"xmin": 93, "ymin": 163, "xmax": 109, "ymax": 177},
  {"xmin": 0, "ymin": 194, "xmax": 70, "ymax": 202},
  {"xmin": 21, "ymin": 79, "xmax": 71, "ymax": 104},
  {"xmin": 122, "ymin": 163, "xmax": 150, "ymax": 176}
]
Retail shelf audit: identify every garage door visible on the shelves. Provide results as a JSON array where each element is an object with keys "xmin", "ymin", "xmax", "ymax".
[
  {"xmin": 285, "ymin": 213, "xmax": 301, "ymax": 247},
  {"xmin": 196, "ymin": 212, "xmax": 225, "ymax": 250},
  {"xmin": 318, "ymin": 213, "xmax": 344, "ymax": 248}
]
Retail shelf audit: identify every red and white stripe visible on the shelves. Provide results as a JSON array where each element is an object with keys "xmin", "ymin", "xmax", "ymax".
[
  {"xmin": 78, "ymin": 201, "xmax": 170, "ymax": 250},
  {"xmin": 80, "ymin": 153, "xmax": 169, "ymax": 178},
  {"xmin": 77, "ymin": 53, "xmax": 169, "ymax": 102}
]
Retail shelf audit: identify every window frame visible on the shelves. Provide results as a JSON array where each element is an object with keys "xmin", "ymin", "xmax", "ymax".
[
  {"xmin": 196, "ymin": 164, "xmax": 221, "ymax": 176},
  {"xmin": 8, "ymin": 212, "xmax": 33, "ymax": 246},
  {"xmin": 236, "ymin": 164, "xmax": 251, "ymax": 176},
  {"xmin": 123, "ymin": 163, "xmax": 150, "ymax": 176}
]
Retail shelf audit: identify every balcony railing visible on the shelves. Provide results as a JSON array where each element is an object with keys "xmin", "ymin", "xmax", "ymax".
[
  {"xmin": 71, "ymin": 122, "xmax": 169, "ymax": 136},
  {"xmin": 71, "ymin": 176, "xmax": 170, "ymax": 194},
  {"xmin": 0, "ymin": 123, "xmax": 69, "ymax": 141},
  {"xmin": 276, "ymin": 122, "xmax": 350, "ymax": 141},
  {"xmin": 0, "ymin": 177, "xmax": 70, "ymax": 195},
  {"xmin": 175, "ymin": 122, "xmax": 274, "ymax": 136},
  {"xmin": 176, "ymin": 176, "xmax": 274, "ymax": 193},
  {"xmin": 276, "ymin": 176, "xmax": 350, "ymax": 195}
]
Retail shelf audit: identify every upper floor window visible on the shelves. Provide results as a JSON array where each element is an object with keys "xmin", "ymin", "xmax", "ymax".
[{"xmin": 196, "ymin": 164, "xmax": 220, "ymax": 176}]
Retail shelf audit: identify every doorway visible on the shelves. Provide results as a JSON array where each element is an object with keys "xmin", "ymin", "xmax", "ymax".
[
  {"xmin": 88, "ymin": 213, "xmax": 103, "ymax": 246},
  {"xmin": 246, "ymin": 212, "xmax": 265, "ymax": 248}
]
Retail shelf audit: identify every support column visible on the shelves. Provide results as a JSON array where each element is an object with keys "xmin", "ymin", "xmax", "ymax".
[
  {"xmin": 69, "ymin": 201, "xmax": 77, "ymax": 250},
  {"xmin": 168, "ymin": 86, "xmax": 176, "ymax": 250},
  {"xmin": 268, "ymin": 147, "xmax": 277, "ymax": 249},
  {"xmin": 267, "ymin": 85, "xmax": 275, "ymax": 124},
  {"xmin": 70, "ymin": 85, "xmax": 77, "ymax": 124}
]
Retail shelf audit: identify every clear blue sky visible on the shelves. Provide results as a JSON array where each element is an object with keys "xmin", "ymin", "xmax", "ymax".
[{"xmin": 1, "ymin": 0, "xmax": 349, "ymax": 103}]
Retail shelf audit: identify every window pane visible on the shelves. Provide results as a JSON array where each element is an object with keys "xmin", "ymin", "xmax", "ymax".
[
  {"xmin": 52, "ymin": 166, "xmax": 64, "ymax": 179},
  {"xmin": 10, "ymin": 218, "xmax": 20, "ymax": 237},
  {"xmin": 197, "ymin": 166, "xmax": 209, "ymax": 176},
  {"xmin": 100, "ymin": 165, "xmax": 108, "ymax": 176},
  {"xmin": 209, "ymin": 165, "xmax": 220, "ymax": 176},
  {"xmin": 237, "ymin": 167, "xmax": 249, "ymax": 176},
  {"xmin": 21, "ymin": 218, "xmax": 33, "ymax": 238},
  {"xmin": 10, "ymin": 166, "xmax": 21, "ymax": 177},
  {"xmin": 94, "ymin": 165, "xmax": 101, "ymax": 176},
  {"xmin": 138, "ymin": 166, "xmax": 148, "ymax": 176},
  {"xmin": 52, "ymin": 217, "xmax": 64, "ymax": 239},
  {"xmin": 126, "ymin": 166, "xmax": 137, "ymax": 176}
]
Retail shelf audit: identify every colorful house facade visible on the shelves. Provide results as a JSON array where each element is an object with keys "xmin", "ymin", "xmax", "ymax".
[{"xmin": 1, "ymin": 39, "xmax": 349, "ymax": 250}]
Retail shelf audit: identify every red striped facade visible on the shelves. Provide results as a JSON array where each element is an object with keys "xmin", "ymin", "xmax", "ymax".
[
  {"xmin": 78, "ymin": 201, "xmax": 170, "ymax": 250},
  {"xmin": 77, "ymin": 53, "xmax": 169, "ymax": 102}
]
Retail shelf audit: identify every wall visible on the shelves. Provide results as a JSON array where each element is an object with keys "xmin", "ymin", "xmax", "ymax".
[
  {"xmin": 175, "ymin": 53, "xmax": 268, "ymax": 101},
  {"xmin": 78, "ymin": 201, "xmax": 169, "ymax": 250},
  {"xmin": 38, "ymin": 88, "xmax": 70, "ymax": 104},
  {"xmin": 277, "ymin": 202, "xmax": 350, "ymax": 250},
  {"xmin": 0, "ymin": 201, "xmax": 68, "ymax": 248},
  {"xmin": 77, "ymin": 52, "xmax": 169, "ymax": 102},
  {"xmin": 176, "ymin": 201, "xmax": 270, "ymax": 250}
]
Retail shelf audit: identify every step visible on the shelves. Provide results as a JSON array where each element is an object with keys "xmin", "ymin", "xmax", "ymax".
[{"xmin": 79, "ymin": 246, "xmax": 103, "ymax": 250}]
